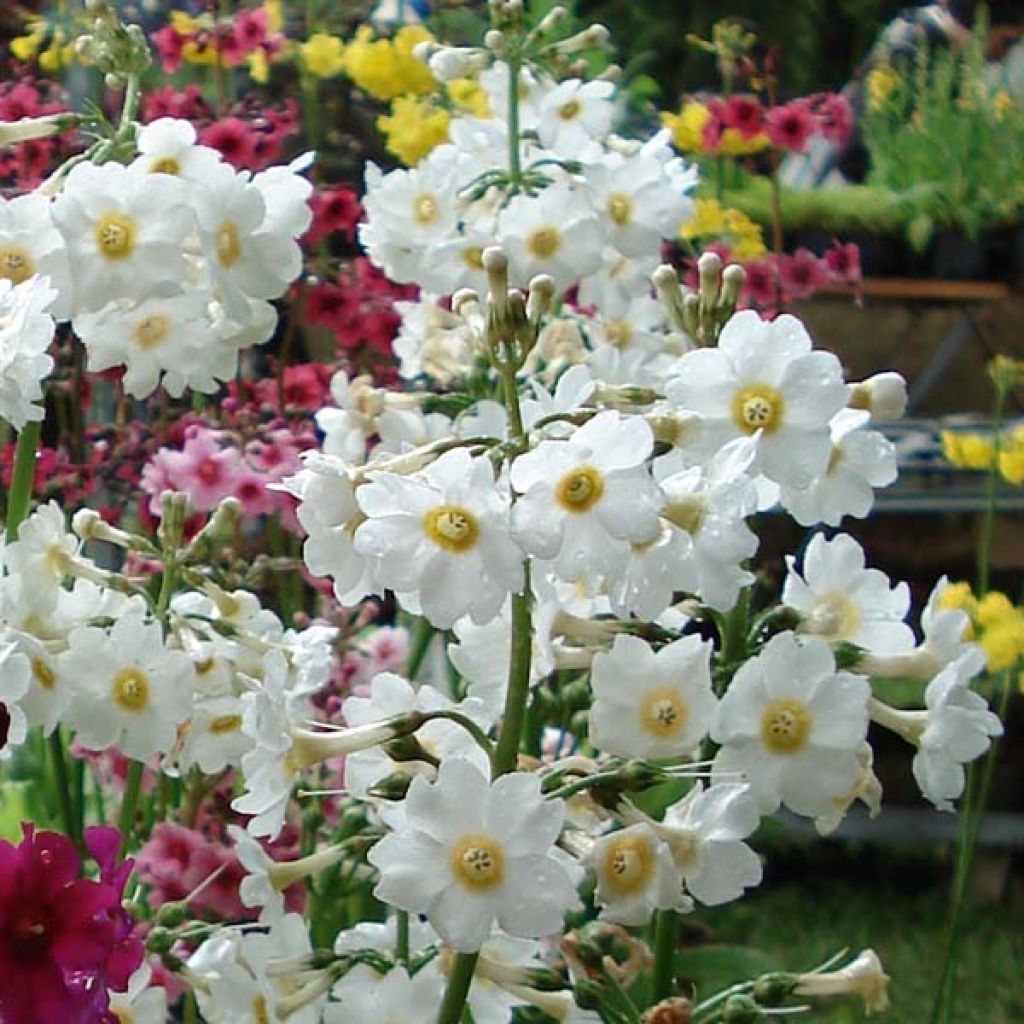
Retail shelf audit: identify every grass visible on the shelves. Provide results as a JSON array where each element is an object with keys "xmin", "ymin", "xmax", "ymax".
[{"xmin": 682, "ymin": 842, "xmax": 1024, "ymax": 1023}]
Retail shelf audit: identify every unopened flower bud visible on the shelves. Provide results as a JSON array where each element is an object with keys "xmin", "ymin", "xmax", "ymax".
[
  {"xmin": 642, "ymin": 996, "xmax": 693, "ymax": 1024},
  {"xmin": 751, "ymin": 973, "xmax": 796, "ymax": 1005},
  {"xmin": 848, "ymin": 371, "xmax": 907, "ymax": 420},
  {"xmin": 429, "ymin": 46, "xmax": 485, "ymax": 82},
  {"xmin": 723, "ymin": 995, "xmax": 762, "ymax": 1023},
  {"xmin": 697, "ymin": 250, "xmax": 723, "ymax": 299},
  {"xmin": 483, "ymin": 29, "xmax": 506, "ymax": 53},
  {"xmin": 0, "ymin": 115, "xmax": 63, "ymax": 146},
  {"xmin": 526, "ymin": 274, "xmax": 555, "ymax": 324},
  {"xmin": 154, "ymin": 901, "xmax": 190, "ymax": 928},
  {"xmin": 720, "ymin": 263, "xmax": 746, "ymax": 309}
]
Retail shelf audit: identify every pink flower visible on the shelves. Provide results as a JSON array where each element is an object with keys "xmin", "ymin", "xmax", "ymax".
[
  {"xmin": 234, "ymin": 8, "xmax": 269, "ymax": 55},
  {"xmin": 778, "ymin": 248, "xmax": 830, "ymax": 300},
  {"xmin": 825, "ymin": 240, "xmax": 862, "ymax": 285},
  {"xmin": 817, "ymin": 93, "xmax": 854, "ymax": 144},
  {"xmin": 366, "ymin": 626, "xmax": 410, "ymax": 675},
  {"xmin": 152, "ymin": 25, "xmax": 187, "ymax": 73},
  {"xmin": 159, "ymin": 427, "xmax": 244, "ymax": 512},
  {"xmin": 306, "ymin": 188, "xmax": 363, "ymax": 245},
  {"xmin": 200, "ymin": 118, "xmax": 257, "ymax": 169},
  {"xmin": 741, "ymin": 257, "xmax": 780, "ymax": 308},
  {"xmin": 0, "ymin": 824, "xmax": 142, "ymax": 1024},
  {"xmin": 766, "ymin": 100, "xmax": 817, "ymax": 153},
  {"xmin": 722, "ymin": 94, "xmax": 764, "ymax": 140}
]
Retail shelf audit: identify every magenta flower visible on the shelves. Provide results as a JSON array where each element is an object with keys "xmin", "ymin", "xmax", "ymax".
[
  {"xmin": 0, "ymin": 824, "xmax": 142, "ymax": 1024},
  {"xmin": 766, "ymin": 100, "xmax": 818, "ymax": 153}
]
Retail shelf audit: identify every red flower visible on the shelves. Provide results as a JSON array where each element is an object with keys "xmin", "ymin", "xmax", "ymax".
[
  {"xmin": 722, "ymin": 94, "xmax": 764, "ymax": 141},
  {"xmin": 200, "ymin": 118, "xmax": 257, "ymax": 169},
  {"xmin": 765, "ymin": 100, "xmax": 817, "ymax": 153},
  {"xmin": 816, "ymin": 93, "xmax": 854, "ymax": 144},
  {"xmin": 778, "ymin": 248, "xmax": 830, "ymax": 300},
  {"xmin": 152, "ymin": 25, "xmax": 186, "ymax": 74},
  {"xmin": 742, "ymin": 257, "xmax": 780, "ymax": 308},
  {"xmin": 234, "ymin": 8, "xmax": 269, "ymax": 54},
  {"xmin": 306, "ymin": 187, "xmax": 363, "ymax": 244},
  {"xmin": 0, "ymin": 825, "xmax": 142, "ymax": 1024}
]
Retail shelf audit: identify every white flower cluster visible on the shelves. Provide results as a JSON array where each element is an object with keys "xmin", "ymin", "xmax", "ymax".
[{"xmin": 0, "ymin": 118, "xmax": 311, "ymax": 403}]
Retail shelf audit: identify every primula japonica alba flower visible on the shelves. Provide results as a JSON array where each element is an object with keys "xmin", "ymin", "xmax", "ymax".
[
  {"xmin": 325, "ymin": 965, "xmax": 444, "ymax": 1024},
  {"xmin": 666, "ymin": 310, "xmax": 849, "ymax": 489},
  {"xmin": 0, "ymin": 641, "xmax": 30, "ymax": 758},
  {"xmin": 369, "ymin": 757, "xmax": 582, "ymax": 952},
  {"xmin": 783, "ymin": 532, "xmax": 915, "ymax": 656},
  {"xmin": 510, "ymin": 411, "xmax": 663, "ymax": 582},
  {"xmin": 0, "ymin": 194, "xmax": 72, "ymax": 318},
  {"xmin": 589, "ymin": 634, "xmax": 716, "ymax": 758},
  {"xmin": 354, "ymin": 447, "xmax": 525, "ymax": 629},
  {"xmin": 589, "ymin": 823, "xmax": 687, "ymax": 926},
  {"xmin": 0, "ymin": 824, "xmax": 142, "ymax": 1024},
  {"xmin": 107, "ymin": 963, "xmax": 168, "ymax": 1024},
  {"xmin": 0, "ymin": 273, "xmax": 57, "ymax": 429},
  {"xmin": 794, "ymin": 948, "xmax": 891, "ymax": 1016},
  {"xmin": 711, "ymin": 631, "xmax": 870, "ymax": 818}
]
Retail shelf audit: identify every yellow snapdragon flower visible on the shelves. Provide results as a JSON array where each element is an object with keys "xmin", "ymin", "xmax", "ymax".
[
  {"xmin": 342, "ymin": 25, "xmax": 435, "ymax": 102},
  {"xmin": 378, "ymin": 95, "xmax": 450, "ymax": 165},
  {"xmin": 301, "ymin": 33, "xmax": 347, "ymax": 79},
  {"xmin": 661, "ymin": 102, "xmax": 710, "ymax": 153},
  {"xmin": 977, "ymin": 591, "xmax": 1018, "ymax": 629}
]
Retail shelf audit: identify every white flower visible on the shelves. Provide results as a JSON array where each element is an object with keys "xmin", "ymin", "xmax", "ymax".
[
  {"xmin": 369, "ymin": 758, "xmax": 581, "ymax": 951},
  {"xmin": 107, "ymin": 964, "xmax": 169, "ymax": 1024},
  {"xmin": 666, "ymin": 310, "xmax": 849, "ymax": 488},
  {"xmin": 782, "ymin": 532, "xmax": 915, "ymax": 656},
  {"xmin": 920, "ymin": 577, "xmax": 975, "ymax": 670},
  {"xmin": 480, "ymin": 62, "xmax": 548, "ymax": 133},
  {"xmin": 779, "ymin": 409, "xmax": 898, "ymax": 527},
  {"xmin": 712, "ymin": 632, "xmax": 870, "ymax": 817},
  {"xmin": 354, "ymin": 448, "xmax": 524, "ymax": 629},
  {"xmin": 538, "ymin": 79, "xmax": 616, "ymax": 156},
  {"xmin": 52, "ymin": 160, "xmax": 191, "ymax": 312},
  {"xmin": 654, "ymin": 783, "xmax": 762, "ymax": 906},
  {"xmin": 498, "ymin": 180, "xmax": 605, "ymax": 293},
  {"xmin": 794, "ymin": 949, "xmax": 890, "ymax": 1016},
  {"xmin": 132, "ymin": 117, "xmax": 224, "ymax": 183},
  {"xmin": 849, "ymin": 372, "xmax": 907, "ymax": 420},
  {"xmin": 181, "ymin": 694, "xmax": 252, "ymax": 774},
  {"xmin": 342, "ymin": 672, "xmax": 492, "ymax": 798},
  {"xmin": 581, "ymin": 294, "xmax": 668, "ymax": 360},
  {"xmin": 510, "ymin": 411, "xmax": 662, "ymax": 582},
  {"xmin": 61, "ymin": 606, "xmax": 195, "ymax": 761},
  {"xmin": 0, "ymin": 274, "xmax": 57, "ymax": 429},
  {"xmin": 589, "ymin": 634, "xmax": 716, "ymax": 758},
  {"xmin": 391, "ymin": 296, "xmax": 479, "ymax": 384},
  {"xmin": 2, "ymin": 500, "xmax": 80, "ymax": 613},
  {"xmin": 0, "ymin": 194, "xmax": 72, "ymax": 318},
  {"xmin": 73, "ymin": 290, "xmax": 219, "ymax": 399},
  {"xmin": 0, "ymin": 641, "xmax": 30, "ymax": 759},
  {"xmin": 326, "ymin": 966, "xmax": 444, "ymax": 1024},
  {"xmin": 913, "ymin": 648, "xmax": 1002, "ymax": 811}
]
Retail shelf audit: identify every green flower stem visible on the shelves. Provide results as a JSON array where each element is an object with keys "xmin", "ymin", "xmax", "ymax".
[
  {"xmin": 396, "ymin": 910, "xmax": 410, "ymax": 966},
  {"xmin": 406, "ymin": 617, "xmax": 436, "ymax": 681},
  {"xmin": 437, "ymin": 950, "xmax": 479, "ymax": 1024},
  {"xmin": 976, "ymin": 381, "xmax": 1006, "ymax": 595},
  {"xmin": 5, "ymin": 420, "xmax": 41, "ymax": 540},
  {"xmin": 492, "ymin": 575, "xmax": 533, "ymax": 777},
  {"xmin": 506, "ymin": 56, "xmax": 522, "ymax": 187},
  {"xmin": 48, "ymin": 729, "xmax": 81, "ymax": 848},
  {"xmin": 118, "ymin": 760, "xmax": 144, "ymax": 850},
  {"xmin": 651, "ymin": 908, "xmax": 678, "ymax": 1002}
]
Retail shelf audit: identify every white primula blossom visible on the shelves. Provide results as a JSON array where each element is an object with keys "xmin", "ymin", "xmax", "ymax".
[
  {"xmin": 61, "ymin": 606, "xmax": 195, "ymax": 761},
  {"xmin": 181, "ymin": 694, "xmax": 252, "ymax": 774},
  {"xmin": 73, "ymin": 290, "xmax": 220, "ymax": 399},
  {"xmin": 0, "ymin": 194, "xmax": 72, "ymax": 318},
  {"xmin": 780, "ymin": 409, "xmax": 898, "ymax": 527},
  {"xmin": 711, "ymin": 631, "xmax": 870, "ymax": 818},
  {"xmin": 52, "ymin": 160, "xmax": 191, "ymax": 312},
  {"xmin": 589, "ymin": 822, "xmax": 687, "ymax": 926},
  {"xmin": 498, "ymin": 180, "xmax": 605, "ymax": 293},
  {"xmin": 106, "ymin": 964, "xmax": 168, "ymax": 1024},
  {"xmin": 325, "ymin": 966, "xmax": 444, "ymax": 1024},
  {"xmin": 133, "ymin": 117, "xmax": 224, "ymax": 183},
  {"xmin": 538, "ymin": 79, "xmax": 616, "ymax": 157},
  {"xmin": 392, "ymin": 296, "xmax": 479, "ymax": 384},
  {"xmin": 0, "ymin": 274, "xmax": 57, "ymax": 429},
  {"xmin": 783, "ymin": 532, "xmax": 915, "ymax": 656},
  {"xmin": 510, "ymin": 411, "xmax": 663, "ymax": 582},
  {"xmin": 666, "ymin": 310, "xmax": 849, "ymax": 489},
  {"xmin": 0, "ymin": 642, "xmax": 30, "ymax": 759},
  {"xmin": 369, "ymin": 758, "xmax": 582, "ymax": 952},
  {"xmin": 920, "ymin": 577, "xmax": 975, "ymax": 672},
  {"xmin": 589, "ymin": 634, "xmax": 716, "ymax": 758},
  {"xmin": 654, "ymin": 782, "xmax": 763, "ymax": 906},
  {"xmin": 652, "ymin": 434, "xmax": 760, "ymax": 612},
  {"xmin": 354, "ymin": 448, "xmax": 524, "ymax": 629}
]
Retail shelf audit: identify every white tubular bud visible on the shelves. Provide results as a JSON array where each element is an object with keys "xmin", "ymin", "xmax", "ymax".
[
  {"xmin": 849, "ymin": 371, "xmax": 908, "ymax": 420},
  {"xmin": 697, "ymin": 250, "xmax": 723, "ymax": 295},
  {"xmin": 598, "ymin": 63, "xmax": 623, "ymax": 83},
  {"xmin": 720, "ymin": 263, "xmax": 747, "ymax": 307},
  {"xmin": 794, "ymin": 950, "xmax": 891, "ymax": 1016},
  {"xmin": 531, "ymin": 5, "xmax": 569, "ymax": 37},
  {"xmin": 483, "ymin": 29, "xmax": 506, "ymax": 53},
  {"xmin": 483, "ymin": 246, "xmax": 509, "ymax": 313},
  {"xmin": 554, "ymin": 23, "xmax": 611, "ymax": 54},
  {"xmin": 428, "ymin": 46, "xmax": 485, "ymax": 82},
  {"xmin": 0, "ymin": 115, "xmax": 62, "ymax": 145},
  {"xmin": 652, "ymin": 263, "xmax": 686, "ymax": 331},
  {"xmin": 526, "ymin": 274, "xmax": 555, "ymax": 324}
]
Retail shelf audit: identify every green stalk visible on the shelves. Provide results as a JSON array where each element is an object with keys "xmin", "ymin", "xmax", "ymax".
[
  {"xmin": 406, "ymin": 617, "xmax": 435, "ymax": 681},
  {"xmin": 48, "ymin": 729, "xmax": 81, "ymax": 848},
  {"xmin": 396, "ymin": 910, "xmax": 410, "ymax": 966},
  {"xmin": 651, "ymin": 908, "xmax": 678, "ymax": 1001},
  {"xmin": 5, "ymin": 421, "xmax": 41, "ymax": 540},
  {"xmin": 506, "ymin": 56, "xmax": 522, "ymax": 187},
  {"xmin": 492, "ymin": 577, "xmax": 532, "ymax": 776},
  {"xmin": 976, "ymin": 382, "xmax": 1006, "ymax": 595},
  {"xmin": 437, "ymin": 951, "xmax": 479, "ymax": 1024},
  {"xmin": 118, "ymin": 760, "xmax": 144, "ymax": 849}
]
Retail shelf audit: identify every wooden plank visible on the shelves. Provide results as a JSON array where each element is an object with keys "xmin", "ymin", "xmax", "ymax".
[{"xmin": 818, "ymin": 278, "xmax": 1012, "ymax": 302}]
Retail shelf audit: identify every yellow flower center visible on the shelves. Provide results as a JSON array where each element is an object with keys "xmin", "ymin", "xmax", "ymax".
[
  {"xmin": 558, "ymin": 99, "xmax": 582, "ymax": 121},
  {"xmin": 216, "ymin": 220, "xmax": 242, "ymax": 268},
  {"xmin": 526, "ymin": 226, "xmax": 561, "ymax": 260},
  {"xmin": 414, "ymin": 194, "xmax": 439, "ymax": 226},
  {"xmin": 606, "ymin": 193, "xmax": 633, "ymax": 226},
  {"xmin": 0, "ymin": 244, "xmax": 35, "ymax": 285},
  {"xmin": 639, "ymin": 688, "xmax": 688, "ymax": 739},
  {"xmin": 462, "ymin": 245, "xmax": 484, "ymax": 269},
  {"xmin": 209, "ymin": 713, "xmax": 243, "ymax": 735},
  {"xmin": 602, "ymin": 833, "xmax": 654, "ymax": 895},
  {"xmin": 111, "ymin": 1008, "xmax": 135, "ymax": 1024},
  {"xmin": 31, "ymin": 658, "xmax": 56, "ymax": 691},
  {"xmin": 450, "ymin": 833, "xmax": 505, "ymax": 891},
  {"xmin": 112, "ymin": 666, "xmax": 150, "ymax": 713},
  {"xmin": 761, "ymin": 698, "xmax": 812, "ymax": 755},
  {"xmin": 253, "ymin": 996, "xmax": 271, "ymax": 1024},
  {"xmin": 424, "ymin": 504, "xmax": 480, "ymax": 553},
  {"xmin": 133, "ymin": 313, "xmax": 172, "ymax": 350},
  {"xmin": 806, "ymin": 591, "xmax": 861, "ymax": 641},
  {"xmin": 666, "ymin": 830, "xmax": 700, "ymax": 870},
  {"xmin": 731, "ymin": 384, "xmax": 784, "ymax": 435},
  {"xmin": 605, "ymin": 320, "xmax": 632, "ymax": 348},
  {"xmin": 555, "ymin": 465, "xmax": 604, "ymax": 513},
  {"xmin": 149, "ymin": 156, "xmax": 182, "ymax": 175},
  {"xmin": 663, "ymin": 496, "xmax": 706, "ymax": 536},
  {"xmin": 95, "ymin": 213, "xmax": 137, "ymax": 261}
]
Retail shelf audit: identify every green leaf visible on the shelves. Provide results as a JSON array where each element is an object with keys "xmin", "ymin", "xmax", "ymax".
[
  {"xmin": 676, "ymin": 943, "xmax": 781, "ymax": 991},
  {"xmin": 906, "ymin": 213, "xmax": 935, "ymax": 254}
]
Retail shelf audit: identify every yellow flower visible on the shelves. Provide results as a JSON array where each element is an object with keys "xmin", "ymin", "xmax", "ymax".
[
  {"xmin": 942, "ymin": 432, "xmax": 996, "ymax": 470},
  {"xmin": 264, "ymin": 0, "xmax": 284, "ymax": 34},
  {"xmin": 182, "ymin": 38, "xmax": 221, "ymax": 67},
  {"xmin": 170, "ymin": 10, "xmax": 203, "ymax": 34},
  {"xmin": 937, "ymin": 581, "xmax": 979, "ymax": 634},
  {"xmin": 732, "ymin": 233, "xmax": 767, "ymax": 261},
  {"xmin": 980, "ymin": 617, "xmax": 1024, "ymax": 671},
  {"xmin": 301, "ymin": 33, "xmax": 347, "ymax": 79},
  {"xmin": 249, "ymin": 48, "xmax": 270, "ymax": 84},
  {"xmin": 449, "ymin": 78, "xmax": 491, "ymax": 118},
  {"xmin": 378, "ymin": 95, "xmax": 450, "ymax": 166},
  {"xmin": 10, "ymin": 25, "xmax": 45, "ymax": 62},
  {"xmin": 718, "ymin": 128, "xmax": 770, "ymax": 157},
  {"xmin": 999, "ymin": 448, "xmax": 1024, "ymax": 485},
  {"xmin": 993, "ymin": 91, "xmax": 1014, "ymax": 121},
  {"xmin": 681, "ymin": 198, "xmax": 726, "ymax": 240},
  {"xmin": 977, "ymin": 591, "xmax": 1017, "ymax": 629},
  {"xmin": 661, "ymin": 102, "xmax": 710, "ymax": 153},
  {"xmin": 341, "ymin": 25, "xmax": 435, "ymax": 102},
  {"xmin": 39, "ymin": 40, "xmax": 76, "ymax": 74},
  {"xmin": 866, "ymin": 65, "xmax": 901, "ymax": 111}
]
